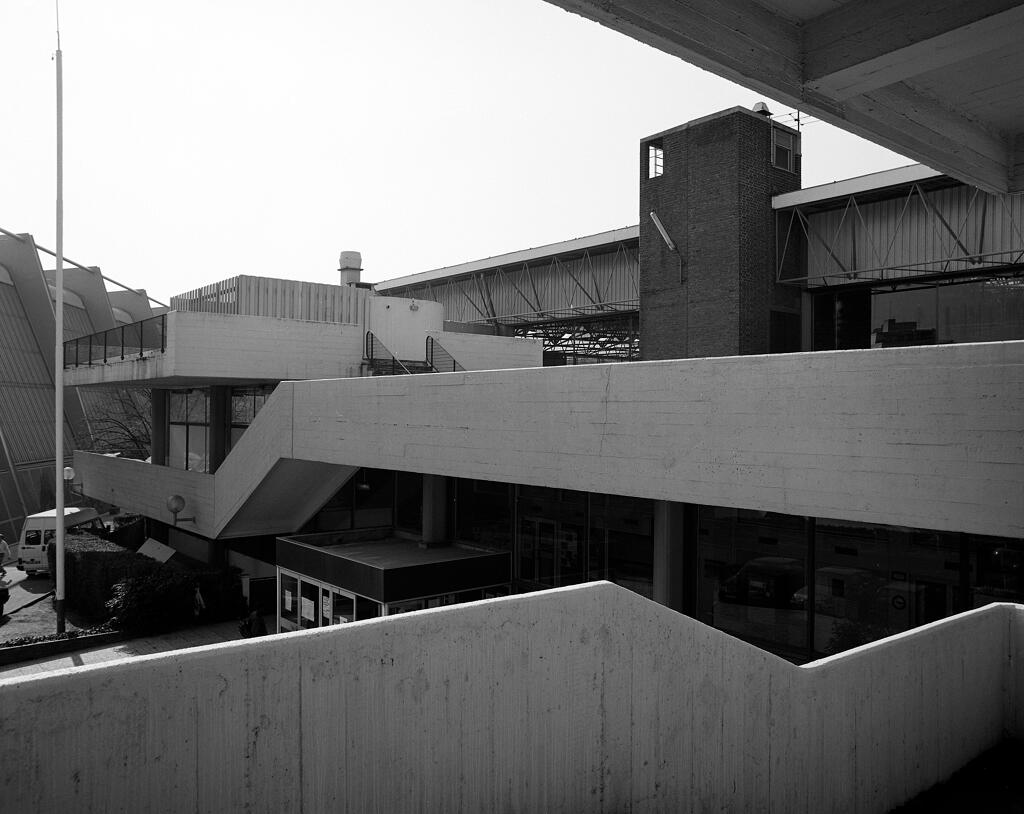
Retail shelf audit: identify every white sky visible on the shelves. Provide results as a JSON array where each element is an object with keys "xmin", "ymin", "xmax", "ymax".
[{"xmin": 2, "ymin": 0, "xmax": 911, "ymax": 305}]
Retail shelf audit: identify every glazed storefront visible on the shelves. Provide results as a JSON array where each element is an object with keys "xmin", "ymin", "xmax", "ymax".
[{"xmin": 275, "ymin": 531, "xmax": 510, "ymax": 632}]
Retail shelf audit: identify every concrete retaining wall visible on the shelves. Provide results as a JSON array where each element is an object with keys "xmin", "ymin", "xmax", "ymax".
[{"xmin": 0, "ymin": 584, "xmax": 1019, "ymax": 813}]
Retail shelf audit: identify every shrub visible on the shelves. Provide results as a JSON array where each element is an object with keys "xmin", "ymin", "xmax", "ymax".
[
  {"xmin": 47, "ymin": 533, "xmax": 244, "ymax": 634},
  {"xmin": 106, "ymin": 568, "xmax": 196, "ymax": 634},
  {"xmin": 106, "ymin": 565, "xmax": 244, "ymax": 635}
]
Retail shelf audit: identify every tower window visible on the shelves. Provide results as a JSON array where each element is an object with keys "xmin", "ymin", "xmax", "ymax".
[
  {"xmin": 648, "ymin": 142, "xmax": 664, "ymax": 178},
  {"xmin": 772, "ymin": 128, "xmax": 796, "ymax": 172}
]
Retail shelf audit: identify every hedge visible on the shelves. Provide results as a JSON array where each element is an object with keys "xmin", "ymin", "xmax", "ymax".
[{"xmin": 47, "ymin": 533, "xmax": 244, "ymax": 634}]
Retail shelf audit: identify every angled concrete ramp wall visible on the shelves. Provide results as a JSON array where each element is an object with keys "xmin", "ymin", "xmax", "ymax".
[{"xmin": 0, "ymin": 585, "xmax": 1019, "ymax": 813}]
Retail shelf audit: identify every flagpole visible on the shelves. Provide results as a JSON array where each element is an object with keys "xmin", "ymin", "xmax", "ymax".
[{"xmin": 54, "ymin": 11, "xmax": 66, "ymax": 635}]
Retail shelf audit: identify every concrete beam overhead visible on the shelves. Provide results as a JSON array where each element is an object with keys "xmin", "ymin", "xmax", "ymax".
[
  {"xmin": 544, "ymin": 0, "xmax": 1024, "ymax": 193},
  {"xmin": 803, "ymin": 0, "xmax": 1024, "ymax": 98}
]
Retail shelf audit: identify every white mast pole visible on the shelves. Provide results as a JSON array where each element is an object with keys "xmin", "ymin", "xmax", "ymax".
[{"xmin": 54, "ymin": 6, "xmax": 66, "ymax": 635}]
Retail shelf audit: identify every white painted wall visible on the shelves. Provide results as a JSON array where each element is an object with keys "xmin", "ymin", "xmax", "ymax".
[
  {"xmin": 429, "ymin": 330, "xmax": 543, "ymax": 370},
  {"xmin": 0, "ymin": 584, "xmax": 1019, "ymax": 813},
  {"xmin": 367, "ymin": 296, "xmax": 443, "ymax": 361}
]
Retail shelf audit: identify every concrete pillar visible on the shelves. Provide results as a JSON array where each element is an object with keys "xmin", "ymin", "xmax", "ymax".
[
  {"xmin": 652, "ymin": 500, "xmax": 684, "ymax": 612},
  {"xmin": 422, "ymin": 475, "xmax": 448, "ymax": 547},
  {"xmin": 151, "ymin": 389, "xmax": 168, "ymax": 466}
]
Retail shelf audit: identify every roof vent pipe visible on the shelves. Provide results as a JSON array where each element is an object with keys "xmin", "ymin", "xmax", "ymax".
[{"xmin": 339, "ymin": 251, "xmax": 362, "ymax": 286}]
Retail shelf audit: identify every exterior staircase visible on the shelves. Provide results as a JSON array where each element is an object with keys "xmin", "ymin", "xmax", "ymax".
[{"xmin": 364, "ymin": 332, "xmax": 462, "ymax": 376}]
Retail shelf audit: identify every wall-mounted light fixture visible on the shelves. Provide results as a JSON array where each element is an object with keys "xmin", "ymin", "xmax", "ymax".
[{"xmin": 166, "ymin": 494, "xmax": 195, "ymax": 526}]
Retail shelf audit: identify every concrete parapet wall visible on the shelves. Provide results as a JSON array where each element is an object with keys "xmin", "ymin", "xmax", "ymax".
[
  {"xmin": 429, "ymin": 330, "xmax": 543, "ymax": 370},
  {"xmin": 0, "ymin": 584, "xmax": 1019, "ymax": 813},
  {"xmin": 289, "ymin": 340, "xmax": 1024, "ymax": 537},
  {"xmin": 66, "ymin": 310, "xmax": 365, "ymax": 386},
  {"xmin": 75, "ymin": 453, "xmax": 215, "ymax": 532}
]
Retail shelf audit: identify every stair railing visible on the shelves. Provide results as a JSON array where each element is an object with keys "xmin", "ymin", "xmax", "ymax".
[
  {"xmin": 365, "ymin": 331, "xmax": 412, "ymax": 375},
  {"xmin": 425, "ymin": 336, "xmax": 466, "ymax": 373}
]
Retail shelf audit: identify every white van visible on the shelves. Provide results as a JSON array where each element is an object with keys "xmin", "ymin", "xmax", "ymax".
[{"xmin": 17, "ymin": 508, "xmax": 104, "ymax": 576}]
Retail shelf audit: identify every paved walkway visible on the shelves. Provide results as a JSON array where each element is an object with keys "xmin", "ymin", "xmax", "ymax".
[{"xmin": 1, "ymin": 568, "xmax": 278, "ymax": 680}]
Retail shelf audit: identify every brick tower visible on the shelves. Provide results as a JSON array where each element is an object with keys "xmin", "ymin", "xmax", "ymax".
[{"xmin": 639, "ymin": 106, "xmax": 802, "ymax": 360}]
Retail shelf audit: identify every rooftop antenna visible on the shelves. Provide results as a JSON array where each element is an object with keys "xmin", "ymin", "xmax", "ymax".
[{"xmin": 53, "ymin": 0, "xmax": 67, "ymax": 634}]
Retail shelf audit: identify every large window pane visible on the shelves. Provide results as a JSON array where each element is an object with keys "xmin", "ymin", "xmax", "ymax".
[
  {"xmin": 395, "ymin": 471, "xmax": 422, "ymax": 532},
  {"xmin": 516, "ymin": 486, "xmax": 586, "ymax": 587},
  {"xmin": 871, "ymin": 287, "xmax": 937, "ymax": 347},
  {"xmin": 280, "ymin": 573, "xmax": 299, "ymax": 630},
  {"xmin": 168, "ymin": 424, "xmax": 187, "ymax": 470},
  {"xmin": 937, "ymin": 276, "xmax": 1024, "ymax": 343},
  {"xmin": 972, "ymin": 534, "xmax": 1024, "ymax": 607},
  {"xmin": 591, "ymin": 495, "xmax": 654, "ymax": 597},
  {"xmin": 698, "ymin": 507, "xmax": 808, "ymax": 653},
  {"xmin": 454, "ymin": 479, "xmax": 512, "ymax": 550},
  {"xmin": 814, "ymin": 519, "xmax": 959, "ymax": 655},
  {"xmin": 187, "ymin": 426, "xmax": 208, "ymax": 473},
  {"xmin": 299, "ymin": 580, "xmax": 319, "ymax": 629}
]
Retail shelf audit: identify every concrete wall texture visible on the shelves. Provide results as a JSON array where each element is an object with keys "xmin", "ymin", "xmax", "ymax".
[
  {"xmin": 66, "ymin": 311, "xmax": 367, "ymax": 387},
  {"xmin": 428, "ymin": 330, "xmax": 543, "ymax": 371},
  {"xmin": 0, "ymin": 583, "xmax": 1020, "ymax": 813},
  {"xmin": 79, "ymin": 340, "xmax": 1024, "ymax": 539}
]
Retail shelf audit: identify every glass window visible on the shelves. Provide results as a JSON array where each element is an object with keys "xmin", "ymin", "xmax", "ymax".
[
  {"xmin": 454, "ymin": 479, "xmax": 512, "ymax": 550},
  {"xmin": 814, "ymin": 518, "xmax": 959, "ymax": 655},
  {"xmin": 871, "ymin": 286, "xmax": 937, "ymax": 347},
  {"xmin": 698, "ymin": 507, "xmax": 808, "ymax": 653},
  {"xmin": 591, "ymin": 494, "xmax": 654, "ymax": 598},
  {"xmin": 772, "ymin": 128, "xmax": 796, "ymax": 172},
  {"xmin": 353, "ymin": 468, "xmax": 394, "ymax": 528},
  {"xmin": 937, "ymin": 276, "xmax": 1024, "ymax": 344},
  {"xmin": 227, "ymin": 385, "xmax": 274, "ymax": 452},
  {"xmin": 972, "ymin": 535, "xmax": 1024, "ymax": 607},
  {"xmin": 280, "ymin": 573, "xmax": 299, "ymax": 630},
  {"xmin": 332, "ymin": 592, "xmax": 355, "ymax": 624},
  {"xmin": 355, "ymin": 596, "xmax": 381, "ymax": 621},
  {"xmin": 167, "ymin": 389, "xmax": 209, "ymax": 473},
  {"xmin": 299, "ymin": 580, "xmax": 319, "ymax": 629},
  {"xmin": 516, "ymin": 486, "xmax": 586, "ymax": 587},
  {"xmin": 648, "ymin": 142, "xmax": 664, "ymax": 178},
  {"xmin": 395, "ymin": 471, "xmax": 423, "ymax": 532}
]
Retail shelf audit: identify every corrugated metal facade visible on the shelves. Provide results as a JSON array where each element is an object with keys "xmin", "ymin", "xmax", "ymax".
[
  {"xmin": 171, "ymin": 276, "xmax": 369, "ymax": 325},
  {"xmin": 799, "ymin": 185, "xmax": 1024, "ymax": 284},
  {"xmin": 63, "ymin": 303, "xmax": 94, "ymax": 339},
  {"xmin": 388, "ymin": 243, "xmax": 640, "ymax": 325}
]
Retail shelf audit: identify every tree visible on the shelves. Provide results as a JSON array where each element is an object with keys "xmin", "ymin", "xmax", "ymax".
[{"xmin": 77, "ymin": 388, "xmax": 152, "ymax": 461}]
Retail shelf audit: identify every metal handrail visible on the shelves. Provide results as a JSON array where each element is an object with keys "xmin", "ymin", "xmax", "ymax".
[
  {"xmin": 63, "ymin": 313, "xmax": 167, "ymax": 369},
  {"xmin": 425, "ymin": 336, "xmax": 465, "ymax": 372},
  {"xmin": 364, "ymin": 331, "xmax": 412, "ymax": 375}
]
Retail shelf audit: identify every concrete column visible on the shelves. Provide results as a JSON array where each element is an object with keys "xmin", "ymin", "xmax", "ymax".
[
  {"xmin": 151, "ymin": 389, "xmax": 168, "ymax": 466},
  {"xmin": 652, "ymin": 500, "xmax": 684, "ymax": 612},
  {"xmin": 422, "ymin": 474, "xmax": 448, "ymax": 547}
]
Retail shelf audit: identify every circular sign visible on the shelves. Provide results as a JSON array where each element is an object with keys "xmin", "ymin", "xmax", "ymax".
[{"xmin": 891, "ymin": 595, "xmax": 906, "ymax": 610}]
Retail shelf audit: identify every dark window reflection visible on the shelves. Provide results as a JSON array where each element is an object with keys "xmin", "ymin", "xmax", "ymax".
[
  {"xmin": 454, "ymin": 479, "xmax": 512, "ymax": 550},
  {"xmin": 698, "ymin": 507, "xmax": 808, "ymax": 652},
  {"xmin": 814, "ymin": 519, "xmax": 959, "ymax": 655},
  {"xmin": 514, "ymin": 486, "xmax": 654, "ymax": 598},
  {"xmin": 395, "ymin": 471, "xmax": 422, "ymax": 532},
  {"xmin": 972, "ymin": 535, "xmax": 1024, "ymax": 607}
]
